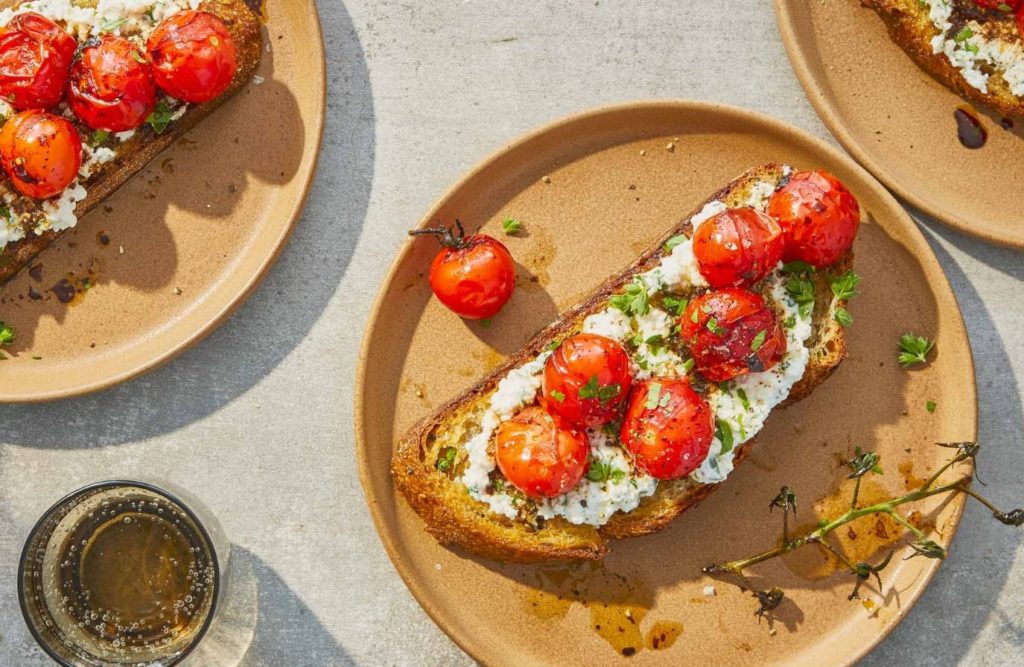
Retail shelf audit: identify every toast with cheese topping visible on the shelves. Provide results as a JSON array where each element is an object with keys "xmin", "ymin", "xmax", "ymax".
[
  {"xmin": 392, "ymin": 164, "xmax": 853, "ymax": 563},
  {"xmin": 863, "ymin": 0, "xmax": 1024, "ymax": 117},
  {"xmin": 0, "ymin": 0, "xmax": 264, "ymax": 286}
]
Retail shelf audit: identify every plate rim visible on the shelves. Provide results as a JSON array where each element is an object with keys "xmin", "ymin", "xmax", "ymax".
[
  {"xmin": 354, "ymin": 99, "xmax": 978, "ymax": 665},
  {"xmin": 0, "ymin": 3, "xmax": 328, "ymax": 404},
  {"xmin": 772, "ymin": 0, "xmax": 1022, "ymax": 249}
]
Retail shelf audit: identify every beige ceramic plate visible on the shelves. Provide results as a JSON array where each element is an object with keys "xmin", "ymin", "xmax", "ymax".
[
  {"xmin": 356, "ymin": 102, "xmax": 976, "ymax": 666},
  {"xmin": 0, "ymin": 3, "xmax": 325, "ymax": 402},
  {"xmin": 774, "ymin": 0, "xmax": 1024, "ymax": 248}
]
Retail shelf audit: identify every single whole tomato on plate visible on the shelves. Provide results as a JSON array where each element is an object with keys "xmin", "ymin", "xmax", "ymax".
[
  {"xmin": 68, "ymin": 35, "xmax": 157, "ymax": 132},
  {"xmin": 0, "ymin": 109, "xmax": 82, "ymax": 199},
  {"xmin": 147, "ymin": 10, "xmax": 238, "ymax": 104},
  {"xmin": 679, "ymin": 288, "xmax": 786, "ymax": 382},
  {"xmin": 495, "ymin": 406, "xmax": 590, "ymax": 498},
  {"xmin": 767, "ymin": 170, "xmax": 859, "ymax": 268},
  {"xmin": 692, "ymin": 207, "xmax": 784, "ymax": 288},
  {"xmin": 410, "ymin": 222, "xmax": 516, "ymax": 319},
  {"xmin": 0, "ymin": 12, "xmax": 76, "ymax": 110},
  {"xmin": 542, "ymin": 333, "xmax": 632, "ymax": 428},
  {"xmin": 620, "ymin": 378, "xmax": 714, "ymax": 480}
]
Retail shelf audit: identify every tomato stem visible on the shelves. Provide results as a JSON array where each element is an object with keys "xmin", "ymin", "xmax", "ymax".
[{"xmin": 408, "ymin": 220, "xmax": 470, "ymax": 249}]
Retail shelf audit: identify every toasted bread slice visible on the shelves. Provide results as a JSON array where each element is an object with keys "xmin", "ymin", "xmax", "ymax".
[
  {"xmin": 0, "ymin": 0, "xmax": 264, "ymax": 285},
  {"xmin": 863, "ymin": 0, "xmax": 1024, "ymax": 118},
  {"xmin": 392, "ymin": 164, "xmax": 852, "ymax": 563}
]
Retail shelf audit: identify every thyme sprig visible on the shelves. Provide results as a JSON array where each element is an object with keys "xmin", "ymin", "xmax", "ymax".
[{"xmin": 704, "ymin": 442, "xmax": 1022, "ymax": 619}]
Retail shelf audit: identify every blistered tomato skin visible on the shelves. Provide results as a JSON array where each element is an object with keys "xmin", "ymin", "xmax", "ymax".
[
  {"xmin": 0, "ymin": 12, "xmax": 76, "ymax": 110},
  {"xmin": 0, "ymin": 110, "xmax": 82, "ymax": 199},
  {"xmin": 679, "ymin": 288, "xmax": 786, "ymax": 383},
  {"xmin": 767, "ymin": 170, "xmax": 859, "ymax": 268},
  {"xmin": 693, "ymin": 207, "xmax": 784, "ymax": 288},
  {"xmin": 68, "ymin": 35, "xmax": 157, "ymax": 132},
  {"xmin": 542, "ymin": 333, "xmax": 632, "ymax": 428},
  {"xmin": 495, "ymin": 406, "xmax": 590, "ymax": 499},
  {"xmin": 147, "ymin": 10, "xmax": 238, "ymax": 104},
  {"xmin": 620, "ymin": 379, "xmax": 714, "ymax": 480},
  {"xmin": 425, "ymin": 231, "xmax": 516, "ymax": 319}
]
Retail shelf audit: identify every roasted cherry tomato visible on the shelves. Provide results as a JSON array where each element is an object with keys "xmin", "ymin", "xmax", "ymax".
[
  {"xmin": 495, "ymin": 406, "xmax": 590, "ymax": 498},
  {"xmin": 68, "ymin": 35, "xmax": 156, "ymax": 131},
  {"xmin": 412, "ymin": 222, "xmax": 516, "ymax": 319},
  {"xmin": 0, "ymin": 109, "xmax": 82, "ymax": 199},
  {"xmin": 679, "ymin": 288, "xmax": 786, "ymax": 382},
  {"xmin": 766, "ymin": 170, "xmax": 859, "ymax": 268},
  {"xmin": 542, "ymin": 333, "xmax": 632, "ymax": 428},
  {"xmin": 693, "ymin": 207, "xmax": 784, "ymax": 288},
  {"xmin": 0, "ymin": 12, "xmax": 76, "ymax": 110},
  {"xmin": 147, "ymin": 10, "xmax": 237, "ymax": 104},
  {"xmin": 975, "ymin": 0, "xmax": 1020, "ymax": 9},
  {"xmin": 620, "ymin": 378, "xmax": 714, "ymax": 480},
  {"xmin": 1017, "ymin": 6, "xmax": 1024, "ymax": 38}
]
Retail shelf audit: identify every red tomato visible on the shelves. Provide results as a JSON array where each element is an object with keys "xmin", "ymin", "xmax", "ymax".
[
  {"xmin": 679, "ymin": 288, "xmax": 786, "ymax": 382},
  {"xmin": 0, "ymin": 109, "xmax": 82, "ymax": 199},
  {"xmin": 975, "ymin": 0, "xmax": 1020, "ymax": 8},
  {"xmin": 495, "ymin": 406, "xmax": 590, "ymax": 498},
  {"xmin": 1017, "ymin": 7, "xmax": 1024, "ymax": 38},
  {"xmin": 412, "ymin": 222, "xmax": 516, "ymax": 319},
  {"xmin": 766, "ymin": 170, "xmax": 860, "ymax": 268},
  {"xmin": 542, "ymin": 334, "xmax": 632, "ymax": 428},
  {"xmin": 620, "ymin": 379, "xmax": 714, "ymax": 480},
  {"xmin": 0, "ymin": 13, "xmax": 76, "ymax": 110},
  {"xmin": 68, "ymin": 35, "xmax": 156, "ymax": 131},
  {"xmin": 693, "ymin": 207, "xmax": 784, "ymax": 288},
  {"xmin": 147, "ymin": 10, "xmax": 238, "ymax": 104}
]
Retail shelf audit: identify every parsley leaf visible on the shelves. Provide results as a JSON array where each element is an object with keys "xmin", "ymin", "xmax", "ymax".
[
  {"xmin": 664, "ymin": 235, "xmax": 687, "ymax": 252},
  {"xmin": 736, "ymin": 387, "xmax": 750, "ymax": 411},
  {"xmin": 715, "ymin": 418, "xmax": 734, "ymax": 455},
  {"xmin": 436, "ymin": 447, "xmax": 457, "ymax": 473},
  {"xmin": 577, "ymin": 376, "xmax": 620, "ymax": 404},
  {"xmin": 146, "ymin": 101, "xmax": 175, "ymax": 134},
  {"xmin": 926, "ymin": 400, "xmax": 937, "ymax": 413},
  {"xmin": 597, "ymin": 383, "xmax": 621, "ymax": 403},
  {"xmin": 578, "ymin": 375, "xmax": 599, "ymax": 399},
  {"xmin": 781, "ymin": 260, "xmax": 815, "ymax": 275},
  {"xmin": 834, "ymin": 307, "xmax": 853, "ymax": 327},
  {"xmin": 609, "ymin": 278, "xmax": 650, "ymax": 317},
  {"xmin": 706, "ymin": 316, "xmax": 724, "ymax": 336},
  {"xmin": 501, "ymin": 217, "xmax": 523, "ymax": 235},
  {"xmin": 0, "ymin": 322, "xmax": 13, "ymax": 346},
  {"xmin": 662, "ymin": 296, "xmax": 687, "ymax": 317},
  {"xmin": 954, "ymin": 26, "xmax": 973, "ymax": 43},
  {"xmin": 586, "ymin": 457, "xmax": 627, "ymax": 484},
  {"xmin": 91, "ymin": 130, "xmax": 110, "ymax": 145},
  {"xmin": 551, "ymin": 389, "xmax": 565, "ymax": 403},
  {"xmin": 750, "ymin": 329, "xmax": 766, "ymax": 352},
  {"xmin": 828, "ymin": 270, "xmax": 861, "ymax": 300},
  {"xmin": 898, "ymin": 333, "xmax": 934, "ymax": 368},
  {"xmin": 785, "ymin": 276, "xmax": 815, "ymax": 318}
]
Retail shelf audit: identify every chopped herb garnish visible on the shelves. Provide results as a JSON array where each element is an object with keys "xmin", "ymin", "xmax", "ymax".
[
  {"xmin": 545, "ymin": 339, "xmax": 562, "ymax": 352},
  {"xmin": 0, "ymin": 322, "xmax": 13, "ymax": 346},
  {"xmin": 609, "ymin": 278, "xmax": 650, "ymax": 316},
  {"xmin": 716, "ymin": 418, "xmax": 734, "ymax": 455},
  {"xmin": 898, "ymin": 333, "xmax": 934, "ymax": 368},
  {"xmin": 926, "ymin": 400, "xmax": 937, "ymax": 413},
  {"xmin": 834, "ymin": 307, "xmax": 853, "ymax": 327},
  {"xmin": 579, "ymin": 375, "xmax": 599, "ymax": 399},
  {"xmin": 681, "ymin": 357, "xmax": 695, "ymax": 374},
  {"xmin": 501, "ymin": 217, "xmax": 523, "ymax": 235},
  {"xmin": 551, "ymin": 389, "xmax": 566, "ymax": 403},
  {"xmin": 480, "ymin": 318, "xmax": 492, "ymax": 328},
  {"xmin": 92, "ymin": 130, "xmax": 110, "ymax": 145},
  {"xmin": 750, "ymin": 329, "xmax": 766, "ymax": 352},
  {"xmin": 736, "ymin": 387, "xmax": 750, "ymax": 411},
  {"xmin": 664, "ymin": 235, "xmax": 687, "ymax": 252},
  {"xmin": 643, "ymin": 334, "xmax": 666, "ymax": 353},
  {"xmin": 131, "ymin": 49, "xmax": 147, "ymax": 64},
  {"xmin": 690, "ymin": 307, "xmax": 699, "ymax": 323},
  {"xmin": 954, "ymin": 26, "xmax": 973, "ymax": 43},
  {"xmin": 146, "ymin": 101, "xmax": 175, "ymax": 134},
  {"xmin": 706, "ymin": 316, "xmax": 724, "ymax": 336},
  {"xmin": 783, "ymin": 315, "xmax": 796, "ymax": 329},
  {"xmin": 99, "ymin": 18, "xmax": 128, "ymax": 32},
  {"xmin": 436, "ymin": 447, "xmax": 457, "ymax": 473},
  {"xmin": 578, "ymin": 376, "xmax": 620, "ymax": 404},
  {"xmin": 645, "ymin": 382, "xmax": 663, "ymax": 410}
]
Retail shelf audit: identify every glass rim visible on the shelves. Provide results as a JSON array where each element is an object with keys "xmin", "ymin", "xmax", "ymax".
[{"xmin": 18, "ymin": 479, "xmax": 222, "ymax": 667}]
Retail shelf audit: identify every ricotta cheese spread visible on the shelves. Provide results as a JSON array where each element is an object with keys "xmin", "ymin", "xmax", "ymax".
[
  {"xmin": 0, "ymin": 0, "xmax": 200, "ymax": 253},
  {"xmin": 925, "ymin": 0, "xmax": 1024, "ymax": 97},
  {"xmin": 459, "ymin": 169, "xmax": 824, "ymax": 527}
]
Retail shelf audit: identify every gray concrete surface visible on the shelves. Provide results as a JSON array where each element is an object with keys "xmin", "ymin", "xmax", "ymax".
[{"xmin": 1, "ymin": 1, "xmax": 1022, "ymax": 665}]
